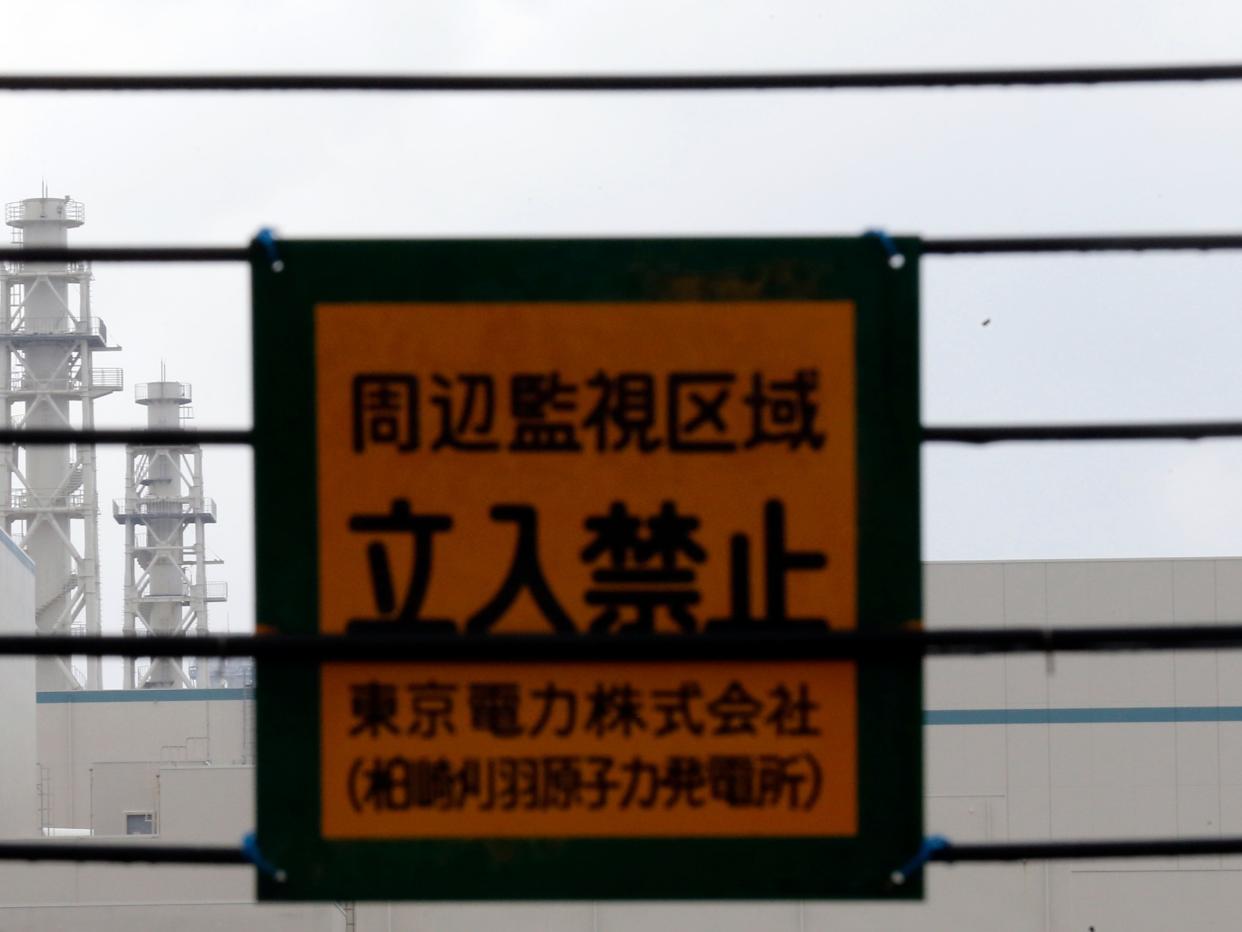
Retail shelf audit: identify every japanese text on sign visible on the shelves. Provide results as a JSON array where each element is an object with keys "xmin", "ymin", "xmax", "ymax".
[
  {"xmin": 315, "ymin": 301, "xmax": 859, "ymax": 839},
  {"xmin": 347, "ymin": 497, "xmax": 827, "ymax": 635},
  {"xmin": 352, "ymin": 369, "xmax": 826, "ymax": 454},
  {"xmin": 322, "ymin": 662, "xmax": 855, "ymax": 838}
]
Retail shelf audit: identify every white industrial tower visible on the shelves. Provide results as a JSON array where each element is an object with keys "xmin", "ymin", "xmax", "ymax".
[
  {"xmin": 115, "ymin": 379, "xmax": 225, "ymax": 688},
  {"xmin": 0, "ymin": 195, "xmax": 121, "ymax": 691}
]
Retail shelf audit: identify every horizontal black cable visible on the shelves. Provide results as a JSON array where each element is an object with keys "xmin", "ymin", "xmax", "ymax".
[
  {"xmin": 5, "ymin": 234, "xmax": 1242, "ymax": 267},
  {"xmin": 931, "ymin": 836, "xmax": 1242, "ymax": 863},
  {"xmin": 3, "ymin": 424, "xmax": 1238, "ymax": 447},
  {"xmin": 923, "ymin": 422, "xmax": 1242, "ymax": 443},
  {"xmin": 0, "ymin": 428, "xmax": 253, "ymax": 446},
  {"xmin": 923, "ymin": 233, "xmax": 1242, "ymax": 254},
  {"xmin": 0, "ymin": 246, "xmax": 248, "ymax": 263},
  {"xmin": 2, "ymin": 64, "xmax": 1242, "ymax": 93},
  {"xmin": 9, "ymin": 626, "xmax": 1242, "ymax": 661},
  {"xmin": 0, "ymin": 842, "xmax": 248, "ymax": 865},
  {"xmin": 4, "ymin": 837, "xmax": 1239, "ymax": 867}
]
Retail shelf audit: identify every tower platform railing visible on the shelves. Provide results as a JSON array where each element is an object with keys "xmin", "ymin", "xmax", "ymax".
[
  {"xmin": 7, "ymin": 368, "xmax": 123, "ymax": 394},
  {"xmin": 5, "ymin": 199, "xmax": 85, "ymax": 223},
  {"xmin": 2, "ymin": 259, "xmax": 91, "ymax": 274},
  {"xmin": 112, "ymin": 496, "xmax": 217, "ymax": 522},
  {"xmin": 0, "ymin": 316, "xmax": 108, "ymax": 343},
  {"xmin": 5, "ymin": 490, "xmax": 87, "ymax": 512},
  {"xmin": 131, "ymin": 579, "xmax": 228, "ymax": 604},
  {"xmin": 135, "ymin": 382, "xmax": 191, "ymax": 404}
]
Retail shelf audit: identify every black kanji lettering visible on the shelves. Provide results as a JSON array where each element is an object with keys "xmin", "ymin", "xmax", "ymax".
[
  {"xmin": 349, "ymin": 681, "xmax": 400, "ymax": 737},
  {"xmin": 660, "ymin": 756, "xmax": 707, "ymax": 808},
  {"xmin": 707, "ymin": 499, "xmax": 828, "ymax": 632},
  {"xmin": 583, "ymin": 371, "xmax": 661, "ymax": 452},
  {"xmin": 766, "ymin": 683, "xmax": 820, "ymax": 736},
  {"xmin": 620, "ymin": 755, "xmax": 660, "ymax": 809},
  {"xmin": 455, "ymin": 759, "xmax": 482, "ymax": 808},
  {"xmin": 408, "ymin": 681, "xmax": 457, "ymax": 738},
  {"xmin": 347, "ymin": 499, "xmax": 454, "ymax": 635},
  {"xmin": 651, "ymin": 682, "xmax": 705, "ymax": 736},
  {"xmin": 743, "ymin": 369, "xmax": 825, "ymax": 450},
  {"xmin": 581, "ymin": 501, "xmax": 705, "ymax": 634},
  {"xmin": 430, "ymin": 373, "xmax": 500, "ymax": 451},
  {"xmin": 360, "ymin": 756, "xmax": 402, "ymax": 811},
  {"xmin": 466, "ymin": 505, "xmax": 577, "ymax": 634},
  {"xmin": 706, "ymin": 681, "xmax": 763, "ymax": 735},
  {"xmin": 515, "ymin": 757, "xmax": 540, "ymax": 810},
  {"xmin": 352, "ymin": 374, "xmax": 418, "ymax": 452},
  {"xmin": 495, "ymin": 757, "xmax": 520, "ymax": 811},
  {"xmin": 409, "ymin": 758, "xmax": 457, "ymax": 810},
  {"xmin": 757, "ymin": 754, "xmax": 809, "ymax": 809},
  {"xmin": 668, "ymin": 372, "xmax": 736, "ymax": 452},
  {"xmin": 510, "ymin": 372, "xmax": 581, "ymax": 452},
  {"xmin": 529, "ymin": 682, "xmax": 577, "ymax": 737},
  {"xmin": 480, "ymin": 759, "xmax": 497, "ymax": 811},
  {"xmin": 540, "ymin": 756, "xmax": 585, "ymax": 809},
  {"xmin": 584, "ymin": 756, "xmax": 618, "ymax": 810},
  {"xmin": 708, "ymin": 755, "xmax": 755, "ymax": 807},
  {"xmin": 469, "ymin": 682, "xmax": 524, "ymax": 737},
  {"xmin": 584, "ymin": 683, "xmax": 646, "ymax": 736}
]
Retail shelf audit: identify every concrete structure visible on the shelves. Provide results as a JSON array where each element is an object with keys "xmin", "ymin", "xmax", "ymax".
[
  {"xmin": 903, "ymin": 556, "xmax": 1242, "ymax": 932},
  {"xmin": 0, "ymin": 527, "xmax": 35, "ymax": 839},
  {"xmin": 4, "ymin": 687, "xmax": 342, "ymax": 930},
  {"xmin": 0, "ymin": 194, "xmax": 121, "ymax": 690},
  {"xmin": 2, "ymin": 557, "xmax": 1242, "ymax": 930},
  {"xmin": 36, "ymin": 688, "xmax": 254, "ymax": 833},
  {"xmin": 115, "ymin": 379, "xmax": 225, "ymax": 688}
]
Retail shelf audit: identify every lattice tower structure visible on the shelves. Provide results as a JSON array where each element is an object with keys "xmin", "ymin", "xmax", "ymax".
[
  {"xmin": 115, "ymin": 380, "xmax": 225, "ymax": 688},
  {"xmin": 0, "ymin": 196, "xmax": 121, "ymax": 690}
]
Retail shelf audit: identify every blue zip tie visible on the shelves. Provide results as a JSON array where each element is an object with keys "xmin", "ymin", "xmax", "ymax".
[
  {"xmin": 242, "ymin": 831, "xmax": 287, "ymax": 882},
  {"xmin": 255, "ymin": 227, "xmax": 284, "ymax": 273},
  {"xmin": 863, "ymin": 228, "xmax": 906, "ymax": 269},
  {"xmin": 891, "ymin": 834, "xmax": 950, "ymax": 886}
]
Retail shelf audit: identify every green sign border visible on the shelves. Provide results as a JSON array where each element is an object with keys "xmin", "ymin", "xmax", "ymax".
[{"xmin": 252, "ymin": 238, "xmax": 922, "ymax": 901}]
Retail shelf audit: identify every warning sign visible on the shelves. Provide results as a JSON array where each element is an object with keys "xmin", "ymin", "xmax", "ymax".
[
  {"xmin": 254, "ymin": 238, "xmax": 921, "ymax": 901},
  {"xmin": 315, "ymin": 301, "xmax": 859, "ymax": 840}
]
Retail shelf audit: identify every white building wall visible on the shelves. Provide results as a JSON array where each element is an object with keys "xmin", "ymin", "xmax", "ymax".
[
  {"xmin": 89, "ymin": 762, "xmax": 162, "ymax": 837},
  {"xmin": 158, "ymin": 765, "xmax": 253, "ymax": 843},
  {"xmin": 0, "ymin": 860, "xmax": 344, "ymax": 932},
  {"xmin": 910, "ymin": 557, "xmax": 1242, "ymax": 932},
  {"xmin": 10, "ymin": 557, "xmax": 1242, "ymax": 930},
  {"xmin": 19, "ymin": 690, "xmax": 339, "ymax": 930},
  {"xmin": 37, "ymin": 688, "xmax": 251, "ymax": 830},
  {"xmin": 0, "ymin": 529, "xmax": 36, "ymax": 838}
]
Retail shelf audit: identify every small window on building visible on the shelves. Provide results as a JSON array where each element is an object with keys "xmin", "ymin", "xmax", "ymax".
[{"xmin": 125, "ymin": 812, "xmax": 155, "ymax": 835}]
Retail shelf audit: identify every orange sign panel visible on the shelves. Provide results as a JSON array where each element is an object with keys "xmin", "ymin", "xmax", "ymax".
[{"xmin": 315, "ymin": 300, "xmax": 858, "ymax": 839}]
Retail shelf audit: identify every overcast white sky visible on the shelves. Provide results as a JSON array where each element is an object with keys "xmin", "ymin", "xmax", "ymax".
[{"xmin": 2, "ymin": 1, "xmax": 1241, "ymax": 683}]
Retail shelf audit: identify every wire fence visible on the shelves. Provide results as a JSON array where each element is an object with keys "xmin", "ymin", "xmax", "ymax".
[
  {"xmin": 1, "ymin": 62, "xmax": 1242, "ymax": 92},
  {"xmin": 8, "ymin": 627, "xmax": 1242, "ymax": 660},
  {"xmin": 12, "ymin": 837, "xmax": 1242, "ymax": 870},
  {"xmin": 4, "ymin": 60, "xmax": 1242, "ymax": 875}
]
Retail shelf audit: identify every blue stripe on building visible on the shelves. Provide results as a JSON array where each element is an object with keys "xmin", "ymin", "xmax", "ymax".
[
  {"xmin": 924, "ymin": 707, "xmax": 1242, "ymax": 725},
  {"xmin": 30, "ymin": 689, "xmax": 1242, "ymax": 725},
  {"xmin": 38, "ymin": 688, "xmax": 253, "ymax": 703}
]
